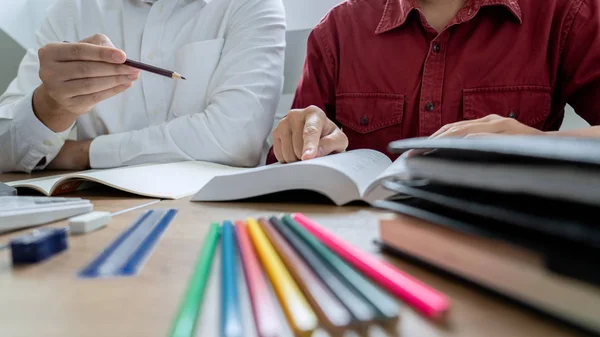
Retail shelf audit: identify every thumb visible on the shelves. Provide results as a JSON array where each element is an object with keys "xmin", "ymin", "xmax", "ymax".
[{"xmin": 316, "ymin": 128, "xmax": 348, "ymax": 158}]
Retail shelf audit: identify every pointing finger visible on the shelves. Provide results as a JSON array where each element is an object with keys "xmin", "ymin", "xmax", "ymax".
[{"xmin": 301, "ymin": 111, "xmax": 325, "ymax": 160}]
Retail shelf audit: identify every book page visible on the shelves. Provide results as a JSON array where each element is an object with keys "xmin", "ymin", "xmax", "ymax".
[
  {"xmin": 304, "ymin": 150, "xmax": 392, "ymax": 194},
  {"xmin": 10, "ymin": 161, "xmax": 246, "ymax": 199},
  {"xmin": 7, "ymin": 174, "xmax": 73, "ymax": 195},
  {"xmin": 192, "ymin": 149, "xmax": 392, "ymax": 205},
  {"xmin": 361, "ymin": 154, "xmax": 411, "ymax": 196}
]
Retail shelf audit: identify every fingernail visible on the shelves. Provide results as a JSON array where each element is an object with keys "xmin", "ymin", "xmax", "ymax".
[
  {"xmin": 303, "ymin": 148, "xmax": 314, "ymax": 156},
  {"xmin": 112, "ymin": 51, "xmax": 124, "ymax": 62},
  {"xmin": 128, "ymin": 73, "xmax": 139, "ymax": 80}
]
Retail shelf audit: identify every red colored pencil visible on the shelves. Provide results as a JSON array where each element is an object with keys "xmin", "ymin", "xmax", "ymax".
[
  {"xmin": 292, "ymin": 213, "xmax": 450, "ymax": 319},
  {"xmin": 235, "ymin": 221, "xmax": 281, "ymax": 337}
]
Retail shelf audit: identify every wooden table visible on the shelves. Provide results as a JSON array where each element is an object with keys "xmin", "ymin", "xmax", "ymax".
[{"xmin": 0, "ymin": 173, "xmax": 586, "ymax": 337}]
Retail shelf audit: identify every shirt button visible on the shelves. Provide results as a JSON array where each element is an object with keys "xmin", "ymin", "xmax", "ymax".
[
  {"xmin": 360, "ymin": 115, "xmax": 369, "ymax": 125},
  {"xmin": 432, "ymin": 43, "xmax": 441, "ymax": 53},
  {"xmin": 152, "ymin": 108, "xmax": 159, "ymax": 115},
  {"xmin": 159, "ymin": 5, "xmax": 164, "ymax": 13},
  {"xmin": 508, "ymin": 111, "xmax": 517, "ymax": 118},
  {"xmin": 425, "ymin": 102, "xmax": 435, "ymax": 112},
  {"xmin": 43, "ymin": 140, "xmax": 53, "ymax": 146},
  {"xmin": 147, "ymin": 52, "xmax": 154, "ymax": 60}
]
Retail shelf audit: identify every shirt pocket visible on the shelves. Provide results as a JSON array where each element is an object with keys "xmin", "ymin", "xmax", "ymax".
[
  {"xmin": 462, "ymin": 86, "xmax": 551, "ymax": 128},
  {"xmin": 171, "ymin": 38, "xmax": 225, "ymax": 117},
  {"xmin": 335, "ymin": 93, "xmax": 404, "ymax": 153}
]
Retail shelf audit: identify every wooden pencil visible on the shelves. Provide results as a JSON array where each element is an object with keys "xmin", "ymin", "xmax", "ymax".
[
  {"xmin": 257, "ymin": 217, "xmax": 353, "ymax": 331},
  {"xmin": 246, "ymin": 218, "xmax": 318, "ymax": 337},
  {"xmin": 61, "ymin": 42, "xmax": 185, "ymax": 80},
  {"xmin": 269, "ymin": 216, "xmax": 377, "ymax": 324},
  {"xmin": 221, "ymin": 221, "xmax": 243, "ymax": 337},
  {"xmin": 235, "ymin": 221, "xmax": 281, "ymax": 337},
  {"xmin": 124, "ymin": 59, "xmax": 186, "ymax": 80},
  {"xmin": 280, "ymin": 215, "xmax": 400, "ymax": 322},
  {"xmin": 168, "ymin": 223, "xmax": 220, "ymax": 337}
]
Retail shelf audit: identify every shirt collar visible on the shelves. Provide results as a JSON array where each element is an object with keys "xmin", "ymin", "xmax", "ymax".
[{"xmin": 375, "ymin": 0, "xmax": 523, "ymax": 34}]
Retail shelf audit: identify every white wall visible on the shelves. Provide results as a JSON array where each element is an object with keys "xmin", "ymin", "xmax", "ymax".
[
  {"xmin": 0, "ymin": 0, "xmax": 56, "ymax": 49},
  {"xmin": 0, "ymin": 31, "xmax": 24, "ymax": 93},
  {"xmin": 562, "ymin": 105, "xmax": 590, "ymax": 130}
]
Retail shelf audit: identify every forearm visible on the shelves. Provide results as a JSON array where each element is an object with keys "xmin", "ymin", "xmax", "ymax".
[
  {"xmin": 89, "ymin": 97, "xmax": 273, "ymax": 168},
  {"xmin": 548, "ymin": 126, "xmax": 600, "ymax": 137}
]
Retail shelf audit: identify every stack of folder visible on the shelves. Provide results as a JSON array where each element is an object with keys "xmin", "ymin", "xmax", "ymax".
[
  {"xmin": 168, "ymin": 213, "xmax": 450, "ymax": 337},
  {"xmin": 374, "ymin": 136, "xmax": 600, "ymax": 334}
]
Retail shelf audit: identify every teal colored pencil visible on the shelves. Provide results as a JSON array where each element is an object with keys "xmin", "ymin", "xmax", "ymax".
[
  {"xmin": 281, "ymin": 215, "xmax": 399, "ymax": 321},
  {"xmin": 169, "ymin": 223, "xmax": 220, "ymax": 337},
  {"xmin": 221, "ymin": 221, "xmax": 243, "ymax": 337}
]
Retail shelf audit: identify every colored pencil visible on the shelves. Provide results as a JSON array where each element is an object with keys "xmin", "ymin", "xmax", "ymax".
[
  {"xmin": 168, "ymin": 223, "xmax": 220, "ymax": 337},
  {"xmin": 221, "ymin": 221, "xmax": 243, "ymax": 337},
  {"xmin": 281, "ymin": 215, "xmax": 400, "ymax": 322},
  {"xmin": 258, "ymin": 217, "xmax": 353, "ymax": 331},
  {"xmin": 269, "ymin": 216, "xmax": 377, "ymax": 324},
  {"xmin": 235, "ymin": 221, "xmax": 281, "ymax": 337},
  {"xmin": 246, "ymin": 218, "xmax": 318, "ymax": 337},
  {"xmin": 293, "ymin": 213, "xmax": 450, "ymax": 319}
]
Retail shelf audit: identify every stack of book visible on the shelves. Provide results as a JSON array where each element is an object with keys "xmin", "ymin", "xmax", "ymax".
[{"xmin": 373, "ymin": 136, "xmax": 600, "ymax": 334}]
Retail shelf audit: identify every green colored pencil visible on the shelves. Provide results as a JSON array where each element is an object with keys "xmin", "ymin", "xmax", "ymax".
[
  {"xmin": 168, "ymin": 223, "xmax": 221, "ymax": 337},
  {"xmin": 281, "ymin": 215, "xmax": 399, "ymax": 321}
]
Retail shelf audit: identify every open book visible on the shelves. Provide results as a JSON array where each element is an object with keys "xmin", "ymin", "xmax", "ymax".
[
  {"xmin": 192, "ymin": 149, "xmax": 403, "ymax": 205},
  {"xmin": 6, "ymin": 150, "xmax": 402, "ymax": 203}
]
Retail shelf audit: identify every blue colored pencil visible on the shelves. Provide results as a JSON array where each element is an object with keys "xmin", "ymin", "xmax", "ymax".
[{"xmin": 221, "ymin": 221, "xmax": 243, "ymax": 337}]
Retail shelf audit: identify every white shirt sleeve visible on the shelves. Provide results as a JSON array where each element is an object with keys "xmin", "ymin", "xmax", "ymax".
[
  {"xmin": 0, "ymin": 0, "xmax": 76, "ymax": 173},
  {"xmin": 89, "ymin": 0, "xmax": 286, "ymax": 168}
]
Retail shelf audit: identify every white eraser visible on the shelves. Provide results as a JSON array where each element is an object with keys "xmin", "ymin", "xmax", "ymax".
[{"xmin": 68, "ymin": 211, "xmax": 111, "ymax": 234}]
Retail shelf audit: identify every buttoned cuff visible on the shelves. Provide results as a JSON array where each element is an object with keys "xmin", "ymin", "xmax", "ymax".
[
  {"xmin": 89, "ymin": 133, "xmax": 125, "ymax": 168},
  {"xmin": 13, "ymin": 92, "xmax": 73, "ymax": 171}
]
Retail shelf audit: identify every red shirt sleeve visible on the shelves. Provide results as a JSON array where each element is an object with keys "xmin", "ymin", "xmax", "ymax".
[
  {"xmin": 266, "ymin": 18, "xmax": 338, "ymax": 164},
  {"xmin": 557, "ymin": 0, "xmax": 600, "ymax": 126}
]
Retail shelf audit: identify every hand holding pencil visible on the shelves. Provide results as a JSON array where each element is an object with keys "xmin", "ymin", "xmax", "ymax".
[
  {"xmin": 33, "ymin": 34, "xmax": 184, "ymax": 133},
  {"xmin": 33, "ymin": 34, "xmax": 138, "ymax": 132}
]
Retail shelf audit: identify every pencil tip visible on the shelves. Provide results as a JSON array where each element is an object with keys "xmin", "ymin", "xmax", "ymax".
[{"xmin": 181, "ymin": 76, "xmax": 186, "ymax": 80}]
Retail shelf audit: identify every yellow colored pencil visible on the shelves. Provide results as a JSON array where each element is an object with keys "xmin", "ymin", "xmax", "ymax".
[{"xmin": 246, "ymin": 218, "xmax": 318, "ymax": 337}]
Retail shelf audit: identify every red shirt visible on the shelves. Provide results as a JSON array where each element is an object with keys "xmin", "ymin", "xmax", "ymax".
[{"xmin": 267, "ymin": 0, "xmax": 600, "ymax": 163}]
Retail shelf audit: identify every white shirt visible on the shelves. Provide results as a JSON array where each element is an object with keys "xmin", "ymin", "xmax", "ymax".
[{"xmin": 0, "ymin": 0, "xmax": 285, "ymax": 172}]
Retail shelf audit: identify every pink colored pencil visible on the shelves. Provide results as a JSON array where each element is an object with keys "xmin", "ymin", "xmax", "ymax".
[
  {"xmin": 235, "ymin": 221, "xmax": 281, "ymax": 337},
  {"xmin": 292, "ymin": 213, "xmax": 450, "ymax": 319}
]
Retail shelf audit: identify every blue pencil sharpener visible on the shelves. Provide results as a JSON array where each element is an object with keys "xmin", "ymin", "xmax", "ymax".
[{"xmin": 10, "ymin": 227, "xmax": 69, "ymax": 264}]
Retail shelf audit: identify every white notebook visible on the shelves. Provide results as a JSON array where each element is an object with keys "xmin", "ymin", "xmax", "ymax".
[{"xmin": 7, "ymin": 161, "xmax": 246, "ymax": 199}]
